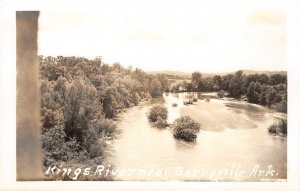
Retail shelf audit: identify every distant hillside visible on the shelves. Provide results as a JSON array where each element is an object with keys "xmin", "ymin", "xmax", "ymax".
[
  {"xmin": 240, "ymin": 70, "xmax": 287, "ymax": 76},
  {"xmin": 147, "ymin": 70, "xmax": 191, "ymax": 79},
  {"xmin": 147, "ymin": 70, "xmax": 287, "ymax": 78}
]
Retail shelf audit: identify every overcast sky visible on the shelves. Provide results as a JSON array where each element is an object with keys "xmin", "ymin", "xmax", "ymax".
[{"xmin": 38, "ymin": 0, "xmax": 286, "ymax": 73}]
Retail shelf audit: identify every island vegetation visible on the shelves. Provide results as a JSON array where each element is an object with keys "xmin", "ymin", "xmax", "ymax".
[
  {"xmin": 40, "ymin": 55, "xmax": 287, "ymax": 180},
  {"xmin": 147, "ymin": 106, "xmax": 202, "ymax": 141},
  {"xmin": 172, "ymin": 116, "xmax": 201, "ymax": 142},
  {"xmin": 268, "ymin": 119, "xmax": 287, "ymax": 136},
  {"xmin": 147, "ymin": 105, "xmax": 168, "ymax": 128}
]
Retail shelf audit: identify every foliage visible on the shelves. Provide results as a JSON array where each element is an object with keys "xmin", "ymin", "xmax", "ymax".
[
  {"xmin": 246, "ymin": 81, "xmax": 260, "ymax": 103},
  {"xmin": 227, "ymin": 70, "xmax": 244, "ymax": 98},
  {"xmin": 275, "ymin": 98, "xmax": 287, "ymax": 113},
  {"xmin": 40, "ymin": 56, "xmax": 170, "ymax": 180},
  {"xmin": 154, "ymin": 116, "xmax": 168, "ymax": 128},
  {"xmin": 149, "ymin": 78, "xmax": 163, "ymax": 97},
  {"xmin": 172, "ymin": 116, "xmax": 201, "ymax": 142},
  {"xmin": 147, "ymin": 105, "xmax": 168, "ymax": 122},
  {"xmin": 217, "ymin": 90, "xmax": 225, "ymax": 98},
  {"xmin": 175, "ymin": 69, "xmax": 287, "ymax": 113},
  {"xmin": 268, "ymin": 119, "xmax": 287, "ymax": 135},
  {"xmin": 191, "ymin": 71, "xmax": 203, "ymax": 91}
]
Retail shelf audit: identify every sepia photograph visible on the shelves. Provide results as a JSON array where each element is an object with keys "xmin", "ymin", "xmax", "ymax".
[{"xmin": 1, "ymin": 0, "xmax": 300, "ymax": 190}]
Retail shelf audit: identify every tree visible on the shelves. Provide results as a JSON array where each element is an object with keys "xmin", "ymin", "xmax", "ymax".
[
  {"xmin": 258, "ymin": 85, "xmax": 269, "ymax": 105},
  {"xmin": 112, "ymin": 62, "xmax": 123, "ymax": 73},
  {"xmin": 63, "ymin": 78, "xmax": 102, "ymax": 143},
  {"xmin": 254, "ymin": 81, "xmax": 262, "ymax": 94},
  {"xmin": 228, "ymin": 71, "xmax": 244, "ymax": 98},
  {"xmin": 157, "ymin": 74, "xmax": 171, "ymax": 92},
  {"xmin": 222, "ymin": 74, "xmax": 234, "ymax": 91},
  {"xmin": 269, "ymin": 74, "xmax": 287, "ymax": 85},
  {"xmin": 266, "ymin": 87, "xmax": 276, "ymax": 106},
  {"xmin": 192, "ymin": 71, "xmax": 203, "ymax": 91},
  {"xmin": 172, "ymin": 116, "xmax": 201, "ymax": 142},
  {"xmin": 213, "ymin": 75, "xmax": 223, "ymax": 89},
  {"xmin": 268, "ymin": 119, "xmax": 287, "ymax": 135},
  {"xmin": 276, "ymin": 98, "xmax": 287, "ymax": 113},
  {"xmin": 147, "ymin": 105, "xmax": 168, "ymax": 122},
  {"xmin": 217, "ymin": 90, "xmax": 225, "ymax": 98},
  {"xmin": 186, "ymin": 82, "xmax": 194, "ymax": 92},
  {"xmin": 258, "ymin": 74, "xmax": 269, "ymax": 84},
  {"xmin": 149, "ymin": 77, "xmax": 163, "ymax": 97},
  {"xmin": 246, "ymin": 81, "xmax": 259, "ymax": 103},
  {"xmin": 101, "ymin": 86, "xmax": 118, "ymax": 118},
  {"xmin": 242, "ymin": 74, "xmax": 259, "ymax": 92}
]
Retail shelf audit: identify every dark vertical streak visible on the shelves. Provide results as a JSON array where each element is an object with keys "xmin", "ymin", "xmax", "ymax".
[{"xmin": 16, "ymin": 11, "xmax": 43, "ymax": 180}]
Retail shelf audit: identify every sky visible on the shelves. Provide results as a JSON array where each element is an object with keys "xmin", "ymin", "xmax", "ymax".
[{"xmin": 38, "ymin": 0, "xmax": 287, "ymax": 73}]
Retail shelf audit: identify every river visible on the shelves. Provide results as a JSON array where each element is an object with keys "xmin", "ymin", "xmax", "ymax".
[{"xmin": 107, "ymin": 92, "xmax": 287, "ymax": 181}]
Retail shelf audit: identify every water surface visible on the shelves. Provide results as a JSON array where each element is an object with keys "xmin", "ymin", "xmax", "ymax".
[{"xmin": 108, "ymin": 92, "xmax": 287, "ymax": 181}]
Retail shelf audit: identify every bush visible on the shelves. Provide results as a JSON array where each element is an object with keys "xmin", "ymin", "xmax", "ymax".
[
  {"xmin": 95, "ymin": 119, "xmax": 117, "ymax": 137},
  {"xmin": 217, "ymin": 90, "xmax": 225, "ymax": 98},
  {"xmin": 193, "ymin": 98, "xmax": 197, "ymax": 102},
  {"xmin": 275, "ymin": 99, "xmax": 287, "ymax": 113},
  {"xmin": 41, "ymin": 125, "xmax": 88, "ymax": 167},
  {"xmin": 147, "ymin": 105, "xmax": 168, "ymax": 122},
  {"xmin": 154, "ymin": 116, "xmax": 168, "ymax": 128},
  {"xmin": 172, "ymin": 116, "xmax": 201, "ymax": 142},
  {"xmin": 268, "ymin": 119, "xmax": 287, "ymax": 135}
]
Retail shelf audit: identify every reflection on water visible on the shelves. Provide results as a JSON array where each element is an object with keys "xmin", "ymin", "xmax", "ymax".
[
  {"xmin": 224, "ymin": 102, "xmax": 267, "ymax": 121},
  {"xmin": 109, "ymin": 92, "xmax": 287, "ymax": 181}
]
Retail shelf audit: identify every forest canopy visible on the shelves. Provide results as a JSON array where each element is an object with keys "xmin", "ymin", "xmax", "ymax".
[{"xmin": 40, "ymin": 56, "xmax": 169, "ymax": 179}]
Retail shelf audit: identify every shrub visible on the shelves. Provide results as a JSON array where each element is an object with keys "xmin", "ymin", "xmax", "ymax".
[
  {"xmin": 95, "ymin": 119, "xmax": 117, "ymax": 137},
  {"xmin": 268, "ymin": 119, "xmax": 287, "ymax": 135},
  {"xmin": 41, "ymin": 108, "xmax": 63, "ymax": 132},
  {"xmin": 147, "ymin": 105, "xmax": 168, "ymax": 122},
  {"xmin": 275, "ymin": 99, "xmax": 287, "ymax": 113},
  {"xmin": 217, "ymin": 90, "xmax": 225, "ymax": 98},
  {"xmin": 41, "ymin": 125, "xmax": 88, "ymax": 167},
  {"xmin": 154, "ymin": 116, "xmax": 168, "ymax": 128},
  {"xmin": 193, "ymin": 98, "xmax": 198, "ymax": 102},
  {"xmin": 172, "ymin": 116, "xmax": 201, "ymax": 142}
]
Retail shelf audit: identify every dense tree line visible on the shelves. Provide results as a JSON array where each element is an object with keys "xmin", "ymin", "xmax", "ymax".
[
  {"xmin": 171, "ymin": 70, "xmax": 287, "ymax": 113},
  {"xmin": 40, "ymin": 56, "xmax": 169, "ymax": 179}
]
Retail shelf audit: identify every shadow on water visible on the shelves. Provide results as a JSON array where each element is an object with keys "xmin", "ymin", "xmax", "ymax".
[
  {"xmin": 174, "ymin": 139, "xmax": 197, "ymax": 150},
  {"xmin": 224, "ymin": 102, "xmax": 265, "ymax": 113},
  {"xmin": 224, "ymin": 102, "xmax": 267, "ymax": 121},
  {"xmin": 150, "ymin": 96, "xmax": 166, "ymax": 104}
]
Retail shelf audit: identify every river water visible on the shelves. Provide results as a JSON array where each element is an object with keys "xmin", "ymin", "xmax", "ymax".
[{"xmin": 108, "ymin": 92, "xmax": 287, "ymax": 181}]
